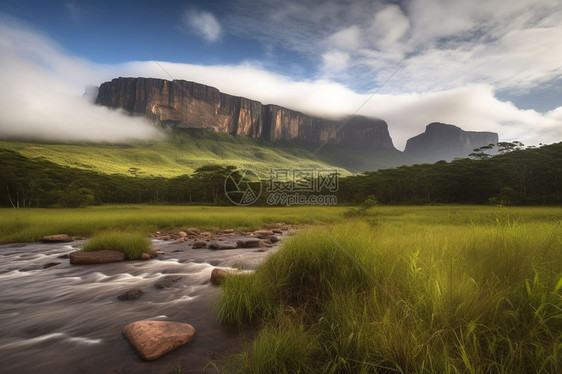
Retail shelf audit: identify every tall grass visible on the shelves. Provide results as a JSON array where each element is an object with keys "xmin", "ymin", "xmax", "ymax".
[
  {"xmin": 215, "ymin": 208, "xmax": 562, "ymax": 373},
  {"xmin": 81, "ymin": 231, "xmax": 151, "ymax": 260}
]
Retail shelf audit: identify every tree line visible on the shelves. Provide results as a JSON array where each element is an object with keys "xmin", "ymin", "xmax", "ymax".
[{"xmin": 0, "ymin": 142, "xmax": 560, "ymax": 208}]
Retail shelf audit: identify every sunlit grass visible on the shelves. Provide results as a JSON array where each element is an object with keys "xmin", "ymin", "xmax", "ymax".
[
  {"xmin": 82, "ymin": 231, "xmax": 151, "ymax": 260},
  {"xmin": 215, "ymin": 207, "xmax": 562, "ymax": 373}
]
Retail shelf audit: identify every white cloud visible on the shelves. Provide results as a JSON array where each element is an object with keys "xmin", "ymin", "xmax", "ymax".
[
  {"xmin": 1, "ymin": 15, "xmax": 560, "ymax": 151},
  {"xmin": 181, "ymin": 9, "xmax": 222, "ymax": 42},
  {"xmin": 321, "ymin": 50, "xmax": 351, "ymax": 75},
  {"xmin": 0, "ymin": 18, "xmax": 162, "ymax": 143},
  {"xmin": 369, "ymin": 5, "xmax": 410, "ymax": 50},
  {"xmin": 328, "ymin": 25, "xmax": 361, "ymax": 50}
]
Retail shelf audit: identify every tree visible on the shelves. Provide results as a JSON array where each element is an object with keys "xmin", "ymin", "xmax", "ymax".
[{"xmin": 192, "ymin": 164, "xmax": 239, "ymax": 204}]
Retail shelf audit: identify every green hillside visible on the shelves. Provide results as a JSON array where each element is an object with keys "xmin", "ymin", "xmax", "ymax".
[{"xmin": 0, "ymin": 128, "xmax": 411, "ymax": 177}]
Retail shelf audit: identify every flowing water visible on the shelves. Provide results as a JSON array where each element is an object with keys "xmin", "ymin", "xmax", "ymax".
[{"xmin": 0, "ymin": 235, "xmax": 284, "ymax": 373}]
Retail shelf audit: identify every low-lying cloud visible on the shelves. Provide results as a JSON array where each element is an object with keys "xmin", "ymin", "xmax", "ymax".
[{"xmin": 0, "ymin": 18, "xmax": 162, "ymax": 143}]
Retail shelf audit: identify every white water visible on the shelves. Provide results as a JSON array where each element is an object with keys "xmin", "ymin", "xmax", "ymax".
[{"xmin": 0, "ymin": 235, "xmax": 283, "ymax": 373}]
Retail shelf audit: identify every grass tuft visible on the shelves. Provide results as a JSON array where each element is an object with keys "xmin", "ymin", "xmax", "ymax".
[{"xmin": 82, "ymin": 231, "xmax": 151, "ymax": 260}]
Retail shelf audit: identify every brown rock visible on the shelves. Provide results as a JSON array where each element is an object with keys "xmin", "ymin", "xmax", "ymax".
[
  {"xmin": 192, "ymin": 240, "xmax": 206, "ymax": 249},
  {"xmin": 210, "ymin": 268, "xmax": 228, "ymax": 285},
  {"xmin": 118, "ymin": 288, "xmax": 144, "ymax": 301},
  {"xmin": 154, "ymin": 275, "xmax": 183, "ymax": 289},
  {"xmin": 178, "ymin": 231, "xmax": 187, "ymax": 237},
  {"xmin": 70, "ymin": 250, "xmax": 125, "ymax": 264},
  {"xmin": 272, "ymin": 229, "xmax": 283, "ymax": 234},
  {"xmin": 41, "ymin": 234, "xmax": 73, "ymax": 243},
  {"xmin": 140, "ymin": 253, "xmax": 151, "ymax": 260},
  {"xmin": 122, "ymin": 320, "xmax": 195, "ymax": 360},
  {"xmin": 187, "ymin": 228, "xmax": 200, "ymax": 235},
  {"xmin": 236, "ymin": 238, "xmax": 262, "ymax": 248}
]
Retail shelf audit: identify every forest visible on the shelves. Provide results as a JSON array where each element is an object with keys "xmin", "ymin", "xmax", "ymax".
[{"xmin": 1, "ymin": 142, "xmax": 560, "ymax": 208}]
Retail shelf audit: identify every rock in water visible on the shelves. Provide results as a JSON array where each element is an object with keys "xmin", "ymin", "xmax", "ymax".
[
  {"xmin": 236, "ymin": 238, "xmax": 261, "ymax": 248},
  {"xmin": 69, "ymin": 250, "xmax": 125, "ymax": 264},
  {"xmin": 122, "ymin": 320, "xmax": 195, "ymax": 360},
  {"xmin": 117, "ymin": 288, "xmax": 144, "ymax": 301},
  {"xmin": 154, "ymin": 275, "xmax": 183, "ymax": 289},
  {"xmin": 210, "ymin": 268, "xmax": 228, "ymax": 285},
  {"xmin": 41, "ymin": 234, "xmax": 74, "ymax": 243}
]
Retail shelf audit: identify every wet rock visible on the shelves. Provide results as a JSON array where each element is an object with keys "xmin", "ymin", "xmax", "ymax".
[
  {"xmin": 236, "ymin": 238, "xmax": 262, "ymax": 248},
  {"xmin": 41, "ymin": 234, "xmax": 74, "ymax": 243},
  {"xmin": 118, "ymin": 288, "xmax": 144, "ymax": 301},
  {"xmin": 20, "ymin": 265, "xmax": 43, "ymax": 272},
  {"xmin": 210, "ymin": 268, "xmax": 228, "ymax": 285},
  {"xmin": 172, "ymin": 249, "xmax": 184, "ymax": 253},
  {"xmin": 208, "ymin": 242, "xmax": 238, "ymax": 250},
  {"xmin": 253, "ymin": 230, "xmax": 274, "ymax": 239},
  {"xmin": 272, "ymin": 229, "xmax": 283, "ymax": 234},
  {"xmin": 70, "ymin": 250, "xmax": 125, "ymax": 264},
  {"xmin": 43, "ymin": 262, "xmax": 60, "ymax": 269},
  {"xmin": 122, "ymin": 320, "xmax": 195, "ymax": 361},
  {"xmin": 153, "ymin": 250, "xmax": 165, "ymax": 256},
  {"xmin": 268, "ymin": 235, "xmax": 280, "ymax": 243},
  {"xmin": 154, "ymin": 275, "xmax": 183, "ymax": 289},
  {"xmin": 140, "ymin": 253, "xmax": 151, "ymax": 261},
  {"xmin": 192, "ymin": 240, "xmax": 207, "ymax": 249},
  {"xmin": 57, "ymin": 254, "xmax": 70, "ymax": 259}
]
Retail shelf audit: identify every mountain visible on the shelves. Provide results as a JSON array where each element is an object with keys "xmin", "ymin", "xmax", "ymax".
[
  {"xmin": 403, "ymin": 122, "xmax": 498, "ymax": 163},
  {"xmin": 96, "ymin": 77, "xmax": 395, "ymax": 149}
]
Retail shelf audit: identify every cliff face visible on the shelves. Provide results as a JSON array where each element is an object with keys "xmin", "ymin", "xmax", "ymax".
[
  {"xmin": 96, "ymin": 77, "xmax": 395, "ymax": 148},
  {"xmin": 404, "ymin": 122, "xmax": 499, "ymax": 162}
]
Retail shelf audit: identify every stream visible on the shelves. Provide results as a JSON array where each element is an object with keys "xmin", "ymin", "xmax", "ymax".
[{"xmin": 0, "ymin": 234, "xmax": 285, "ymax": 373}]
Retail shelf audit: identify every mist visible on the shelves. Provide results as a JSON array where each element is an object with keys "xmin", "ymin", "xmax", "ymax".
[{"xmin": 0, "ymin": 18, "xmax": 162, "ymax": 143}]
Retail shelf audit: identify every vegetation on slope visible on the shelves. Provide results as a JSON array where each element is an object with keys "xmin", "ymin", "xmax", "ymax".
[
  {"xmin": 0, "ymin": 128, "xmax": 409, "ymax": 177},
  {"xmin": 216, "ymin": 206, "xmax": 562, "ymax": 373}
]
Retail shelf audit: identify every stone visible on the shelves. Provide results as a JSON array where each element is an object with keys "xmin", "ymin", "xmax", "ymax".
[
  {"xmin": 43, "ymin": 262, "xmax": 60, "ymax": 269},
  {"xmin": 210, "ymin": 268, "xmax": 228, "ymax": 285},
  {"xmin": 268, "ymin": 235, "xmax": 280, "ymax": 243},
  {"xmin": 208, "ymin": 242, "xmax": 237, "ymax": 250},
  {"xmin": 140, "ymin": 253, "xmax": 151, "ymax": 260},
  {"xmin": 154, "ymin": 275, "xmax": 183, "ymax": 289},
  {"xmin": 192, "ymin": 240, "xmax": 207, "ymax": 249},
  {"xmin": 118, "ymin": 288, "xmax": 144, "ymax": 301},
  {"xmin": 178, "ymin": 231, "xmax": 187, "ymax": 237},
  {"xmin": 236, "ymin": 238, "xmax": 262, "ymax": 248},
  {"xmin": 70, "ymin": 250, "xmax": 125, "ymax": 264},
  {"xmin": 272, "ymin": 229, "xmax": 283, "ymax": 234},
  {"xmin": 41, "ymin": 234, "xmax": 73, "ymax": 243},
  {"xmin": 122, "ymin": 320, "xmax": 195, "ymax": 361},
  {"xmin": 186, "ymin": 228, "xmax": 200, "ymax": 235}
]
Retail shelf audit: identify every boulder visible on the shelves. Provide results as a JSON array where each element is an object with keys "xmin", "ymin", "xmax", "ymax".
[
  {"xmin": 70, "ymin": 250, "xmax": 125, "ymax": 264},
  {"xmin": 253, "ymin": 230, "xmax": 274, "ymax": 239},
  {"xmin": 236, "ymin": 238, "xmax": 262, "ymax": 248},
  {"xmin": 178, "ymin": 231, "xmax": 187, "ymax": 238},
  {"xmin": 118, "ymin": 288, "xmax": 144, "ymax": 301},
  {"xmin": 208, "ymin": 242, "xmax": 238, "ymax": 250},
  {"xmin": 210, "ymin": 268, "xmax": 228, "ymax": 285},
  {"xmin": 154, "ymin": 275, "xmax": 183, "ymax": 289},
  {"xmin": 41, "ymin": 234, "xmax": 74, "ymax": 243},
  {"xmin": 192, "ymin": 240, "xmax": 207, "ymax": 249},
  {"xmin": 140, "ymin": 253, "xmax": 151, "ymax": 260},
  {"xmin": 122, "ymin": 320, "xmax": 195, "ymax": 361}
]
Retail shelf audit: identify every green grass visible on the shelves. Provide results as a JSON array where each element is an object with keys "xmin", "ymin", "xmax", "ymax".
[
  {"xmin": 0, "ymin": 128, "xmax": 410, "ymax": 177},
  {"xmin": 82, "ymin": 231, "xmax": 151, "ymax": 260},
  {"xmin": 215, "ymin": 206, "xmax": 562, "ymax": 373},
  {"xmin": 0, "ymin": 204, "xmax": 347, "ymax": 243}
]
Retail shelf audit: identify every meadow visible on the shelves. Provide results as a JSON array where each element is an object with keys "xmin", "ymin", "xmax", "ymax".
[
  {"xmin": 1, "ymin": 204, "xmax": 560, "ymax": 373},
  {"xmin": 215, "ymin": 206, "xmax": 562, "ymax": 373},
  {"xmin": 0, "ymin": 204, "xmax": 347, "ymax": 243}
]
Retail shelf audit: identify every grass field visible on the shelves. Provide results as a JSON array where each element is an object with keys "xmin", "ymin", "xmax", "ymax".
[
  {"xmin": 0, "ymin": 204, "xmax": 347, "ymax": 243},
  {"xmin": 215, "ymin": 206, "xmax": 562, "ymax": 373},
  {"xmin": 0, "ymin": 129, "xmax": 409, "ymax": 177}
]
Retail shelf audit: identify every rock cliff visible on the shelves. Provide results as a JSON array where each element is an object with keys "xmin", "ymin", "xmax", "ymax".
[
  {"xmin": 95, "ymin": 77, "xmax": 395, "ymax": 148},
  {"xmin": 404, "ymin": 122, "xmax": 499, "ymax": 162}
]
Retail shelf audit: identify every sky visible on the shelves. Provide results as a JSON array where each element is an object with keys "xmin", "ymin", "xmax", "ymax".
[{"xmin": 0, "ymin": 0, "xmax": 561, "ymax": 149}]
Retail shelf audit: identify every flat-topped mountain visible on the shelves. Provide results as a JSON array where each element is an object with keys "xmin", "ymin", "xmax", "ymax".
[
  {"xmin": 96, "ymin": 77, "xmax": 395, "ymax": 149},
  {"xmin": 404, "ymin": 122, "xmax": 499, "ymax": 162}
]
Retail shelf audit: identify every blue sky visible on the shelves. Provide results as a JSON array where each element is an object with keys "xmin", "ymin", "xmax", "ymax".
[{"xmin": 0, "ymin": 0, "xmax": 561, "ymax": 148}]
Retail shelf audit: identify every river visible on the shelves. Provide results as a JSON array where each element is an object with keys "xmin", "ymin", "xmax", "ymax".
[{"xmin": 0, "ymin": 234, "xmax": 283, "ymax": 373}]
